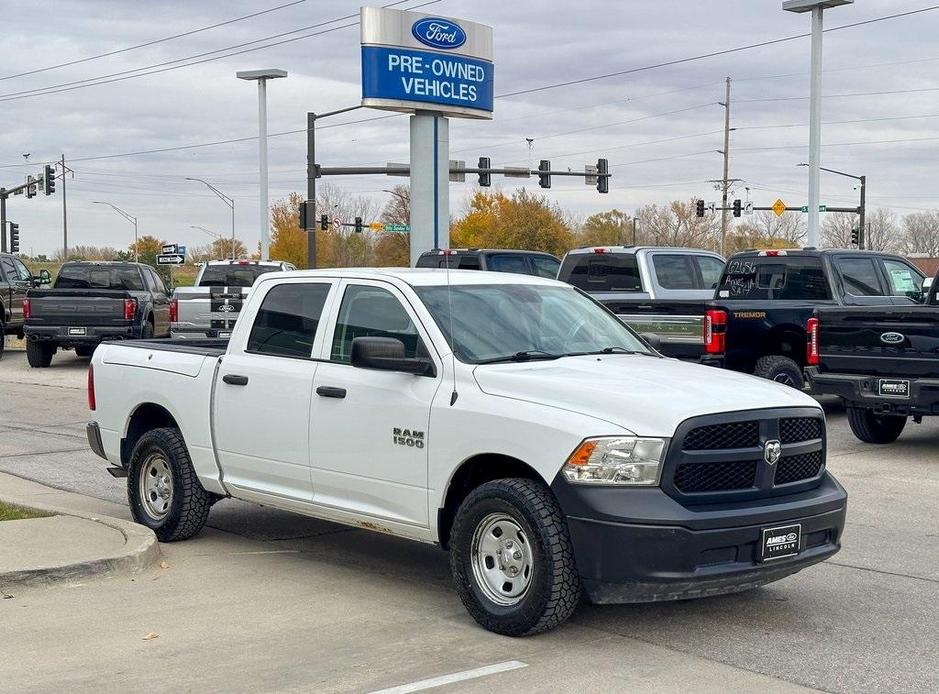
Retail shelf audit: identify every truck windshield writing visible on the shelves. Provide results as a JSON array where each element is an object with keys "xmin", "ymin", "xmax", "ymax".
[{"xmin": 719, "ymin": 258, "xmax": 830, "ymax": 300}]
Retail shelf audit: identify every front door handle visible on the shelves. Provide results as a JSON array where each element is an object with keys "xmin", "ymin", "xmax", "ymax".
[
  {"xmin": 222, "ymin": 374, "xmax": 249, "ymax": 386},
  {"xmin": 316, "ymin": 386, "xmax": 346, "ymax": 399}
]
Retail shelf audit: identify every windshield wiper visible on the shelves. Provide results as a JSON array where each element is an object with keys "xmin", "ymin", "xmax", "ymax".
[
  {"xmin": 570, "ymin": 346, "xmax": 649, "ymax": 356},
  {"xmin": 477, "ymin": 350, "xmax": 561, "ymax": 364}
]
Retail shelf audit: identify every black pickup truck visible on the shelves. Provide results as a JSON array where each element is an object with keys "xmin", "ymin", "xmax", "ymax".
[
  {"xmin": 807, "ymin": 270, "xmax": 939, "ymax": 443},
  {"xmin": 1, "ymin": 253, "xmax": 50, "ymax": 359},
  {"xmin": 23, "ymin": 261, "xmax": 171, "ymax": 367},
  {"xmin": 704, "ymin": 249, "xmax": 926, "ymax": 386}
]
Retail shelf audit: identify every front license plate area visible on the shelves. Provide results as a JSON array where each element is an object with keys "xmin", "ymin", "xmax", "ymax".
[
  {"xmin": 878, "ymin": 378, "xmax": 910, "ymax": 398},
  {"xmin": 68, "ymin": 327, "xmax": 87, "ymax": 336},
  {"xmin": 759, "ymin": 523, "xmax": 801, "ymax": 562}
]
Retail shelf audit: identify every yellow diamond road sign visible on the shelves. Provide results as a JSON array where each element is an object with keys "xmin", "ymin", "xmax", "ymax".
[
  {"xmin": 368, "ymin": 222, "xmax": 384, "ymax": 231},
  {"xmin": 772, "ymin": 199, "xmax": 787, "ymax": 217}
]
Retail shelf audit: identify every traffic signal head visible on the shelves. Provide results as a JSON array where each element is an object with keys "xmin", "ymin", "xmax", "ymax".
[
  {"xmin": 733, "ymin": 199, "xmax": 742, "ymax": 218},
  {"xmin": 354, "ymin": 217, "xmax": 363, "ymax": 233},
  {"xmin": 596, "ymin": 158, "xmax": 609, "ymax": 194},
  {"xmin": 26, "ymin": 176, "xmax": 35, "ymax": 198},
  {"xmin": 43, "ymin": 165, "xmax": 55, "ymax": 195},
  {"xmin": 320, "ymin": 214, "xmax": 328, "ymax": 231},
  {"xmin": 538, "ymin": 160, "xmax": 551, "ymax": 189},
  {"xmin": 851, "ymin": 228, "xmax": 859, "ymax": 246},
  {"xmin": 299, "ymin": 202, "xmax": 307, "ymax": 229},
  {"xmin": 9, "ymin": 222, "xmax": 19, "ymax": 254},
  {"xmin": 478, "ymin": 157, "xmax": 491, "ymax": 187},
  {"xmin": 696, "ymin": 199, "xmax": 705, "ymax": 217}
]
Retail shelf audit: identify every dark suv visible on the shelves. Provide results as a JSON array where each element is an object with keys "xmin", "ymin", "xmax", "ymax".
[
  {"xmin": 415, "ymin": 249, "xmax": 561, "ymax": 278},
  {"xmin": 1, "ymin": 253, "xmax": 49, "ymax": 359}
]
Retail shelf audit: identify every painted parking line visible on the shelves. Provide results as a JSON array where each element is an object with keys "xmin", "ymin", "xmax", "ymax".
[{"xmin": 370, "ymin": 660, "xmax": 528, "ymax": 693}]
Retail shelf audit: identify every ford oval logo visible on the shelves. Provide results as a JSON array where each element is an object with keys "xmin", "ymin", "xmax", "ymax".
[
  {"xmin": 880, "ymin": 332, "xmax": 905, "ymax": 345},
  {"xmin": 411, "ymin": 18, "xmax": 466, "ymax": 50}
]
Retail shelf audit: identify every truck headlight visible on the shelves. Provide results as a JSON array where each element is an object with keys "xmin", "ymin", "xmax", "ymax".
[{"xmin": 562, "ymin": 437, "xmax": 667, "ymax": 486}]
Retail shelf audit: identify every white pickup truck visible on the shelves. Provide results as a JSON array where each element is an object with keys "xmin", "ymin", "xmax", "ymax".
[{"xmin": 87, "ymin": 268, "xmax": 847, "ymax": 636}]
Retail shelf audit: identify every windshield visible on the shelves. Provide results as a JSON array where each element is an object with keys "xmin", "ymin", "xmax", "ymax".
[
  {"xmin": 198, "ymin": 264, "xmax": 279, "ymax": 287},
  {"xmin": 55, "ymin": 265, "xmax": 144, "ymax": 291},
  {"xmin": 415, "ymin": 284, "xmax": 652, "ymax": 364}
]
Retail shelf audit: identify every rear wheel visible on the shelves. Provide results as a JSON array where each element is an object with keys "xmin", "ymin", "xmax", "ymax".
[
  {"xmin": 26, "ymin": 340, "xmax": 55, "ymax": 368},
  {"xmin": 127, "ymin": 427, "xmax": 212, "ymax": 541},
  {"xmin": 0, "ymin": 318, "xmax": 5, "ymax": 361},
  {"xmin": 847, "ymin": 407, "xmax": 907, "ymax": 444},
  {"xmin": 141, "ymin": 321, "xmax": 154, "ymax": 340},
  {"xmin": 754, "ymin": 355, "xmax": 804, "ymax": 388},
  {"xmin": 449, "ymin": 478, "xmax": 581, "ymax": 636}
]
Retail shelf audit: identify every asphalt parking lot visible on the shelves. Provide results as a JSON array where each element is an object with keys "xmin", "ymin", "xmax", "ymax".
[{"xmin": 0, "ymin": 347, "xmax": 936, "ymax": 693}]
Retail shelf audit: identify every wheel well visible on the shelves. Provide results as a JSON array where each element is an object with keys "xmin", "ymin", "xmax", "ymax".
[
  {"xmin": 121, "ymin": 403, "xmax": 178, "ymax": 465},
  {"xmin": 764, "ymin": 325, "xmax": 806, "ymax": 365},
  {"xmin": 437, "ymin": 454, "xmax": 543, "ymax": 549}
]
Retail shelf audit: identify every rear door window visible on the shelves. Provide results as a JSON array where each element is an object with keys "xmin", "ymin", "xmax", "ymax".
[
  {"xmin": 838, "ymin": 257, "xmax": 885, "ymax": 296},
  {"xmin": 652, "ymin": 254, "xmax": 697, "ymax": 289},
  {"xmin": 0, "ymin": 257, "xmax": 17, "ymax": 282},
  {"xmin": 246, "ymin": 283, "xmax": 331, "ymax": 358},
  {"xmin": 561, "ymin": 254, "xmax": 642, "ymax": 292},
  {"xmin": 719, "ymin": 257, "xmax": 831, "ymax": 300}
]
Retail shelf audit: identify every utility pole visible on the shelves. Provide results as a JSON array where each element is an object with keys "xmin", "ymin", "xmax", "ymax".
[
  {"xmin": 719, "ymin": 76, "xmax": 731, "ymax": 256},
  {"xmin": 858, "ymin": 174, "xmax": 866, "ymax": 249},
  {"xmin": 0, "ymin": 191, "xmax": 6, "ymax": 253},
  {"xmin": 632, "ymin": 216, "xmax": 639, "ymax": 245},
  {"xmin": 60, "ymin": 155, "xmax": 68, "ymax": 260},
  {"xmin": 306, "ymin": 111, "xmax": 317, "ymax": 269}
]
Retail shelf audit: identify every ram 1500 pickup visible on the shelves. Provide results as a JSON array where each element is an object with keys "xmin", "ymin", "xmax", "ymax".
[{"xmin": 87, "ymin": 268, "xmax": 847, "ymax": 635}]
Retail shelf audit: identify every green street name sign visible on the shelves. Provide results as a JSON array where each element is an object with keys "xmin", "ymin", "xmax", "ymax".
[
  {"xmin": 801, "ymin": 205, "xmax": 827, "ymax": 213},
  {"xmin": 384, "ymin": 223, "xmax": 410, "ymax": 233}
]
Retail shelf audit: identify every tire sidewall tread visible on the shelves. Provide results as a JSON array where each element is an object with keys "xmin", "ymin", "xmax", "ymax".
[
  {"xmin": 754, "ymin": 354, "xmax": 804, "ymax": 388},
  {"xmin": 847, "ymin": 407, "xmax": 906, "ymax": 443}
]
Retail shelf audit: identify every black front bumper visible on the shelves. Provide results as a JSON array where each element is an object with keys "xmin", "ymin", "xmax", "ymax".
[
  {"xmin": 807, "ymin": 366, "xmax": 939, "ymax": 416},
  {"xmin": 25, "ymin": 324, "xmax": 138, "ymax": 347},
  {"xmin": 551, "ymin": 473, "xmax": 847, "ymax": 604}
]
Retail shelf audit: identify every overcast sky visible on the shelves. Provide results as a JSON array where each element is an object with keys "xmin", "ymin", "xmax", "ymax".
[{"xmin": 2, "ymin": 0, "xmax": 937, "ymax": 256}]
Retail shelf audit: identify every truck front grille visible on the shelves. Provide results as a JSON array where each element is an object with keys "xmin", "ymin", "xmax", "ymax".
[{"xmin": 665, "ymin": 408, "xmax": 826, "ymax": 504}]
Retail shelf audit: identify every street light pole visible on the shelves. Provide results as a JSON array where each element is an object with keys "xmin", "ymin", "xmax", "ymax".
[
  {"xmin": 185, "ymin": 178, "xmax": 235, "ymax": 259},
  {"xmin": 783, "ymin": 0, "xmax": 854, "ymax": 247},
  {"xmin": 237, "ymin": 69, "xmax": 287, "ymax": 262},
  {"xmin": 797, "ymin": 163, "xmax": 865, "ymax": 247},
  {"xmin": 92, "ymin": 201, "xmax": 138, "ymax": 261}
]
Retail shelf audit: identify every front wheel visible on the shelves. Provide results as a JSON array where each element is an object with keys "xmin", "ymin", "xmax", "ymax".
[
  {"xmin": 127, "ymin": 427, "xmax": 212, "ymax": 541},
  {"xmin": 847, "ymin": 407, "xmax": 907, "ymax": 444},
  {"xmin": 754, "ymin": 355, "xmax": 804, "ymax": 388},
  {"xmin": 449, "ymin": 478, "xmax": 581, "ymax": 636},
  {"xmin": 26, "ymin": 340, "xmax": 55, "ymax": 368}
]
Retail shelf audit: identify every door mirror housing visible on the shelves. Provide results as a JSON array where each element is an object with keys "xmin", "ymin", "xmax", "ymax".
[
  {"xmin": 351, "ymin": 336, "xmax": 434, "ymax": 376},
  {"xmin": 922, "ymin": 276, "xmax": 934, "ymax": 303},
  {"xmin": 35, "ymin": 269, "xmax": 52, "ymax": 286}
]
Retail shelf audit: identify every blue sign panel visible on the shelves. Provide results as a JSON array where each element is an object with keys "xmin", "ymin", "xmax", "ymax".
[
  {"xmin": 361, "ymin": 46, "xmax": 494, "ymax": 114},
  {"xmin": 411, "ymin": 17, "xmax": 466, "ymax": 50}
]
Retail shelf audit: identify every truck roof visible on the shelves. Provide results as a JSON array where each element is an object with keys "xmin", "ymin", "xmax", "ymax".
[
  {"xmin": 200, "ymin": 259, "xmax": 287, "ymax": 266},
  {"xmin": 418, "ymin": 248, "xmax": 558, "ymax": 257},
  {"xmin": 563, "ymin": 245, "xmax": 722, "ymax": 256},
  {"xmin": 258, "ymin": 267, "xmax": 561, "ymax": 288},
  {"xmin": 727, "ymin": 248, "xmax": 902, "ymax": 258}
]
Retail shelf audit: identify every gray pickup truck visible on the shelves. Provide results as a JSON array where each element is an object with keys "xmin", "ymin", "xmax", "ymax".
[
  {"xmin": 557, "ymin": 246, "xmax": 725, "ymax": 360},
  {"xmin": 171, "ymin": 260, "xmax": 295, "ymax": 339}
]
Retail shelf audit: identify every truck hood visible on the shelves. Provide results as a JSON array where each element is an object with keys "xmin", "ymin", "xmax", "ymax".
[{"xmin": 472, "ymin": 355, "xmax": 818, "ymax": 437}]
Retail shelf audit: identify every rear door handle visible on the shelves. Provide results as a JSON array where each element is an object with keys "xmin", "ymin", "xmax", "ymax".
[
  {"xmin": 316, "ymin": 386, "xmax": 346, "ymax": 399},
  {"xmin": 222, "ymin": 374, "xmax": 249, "ymax": 386}
]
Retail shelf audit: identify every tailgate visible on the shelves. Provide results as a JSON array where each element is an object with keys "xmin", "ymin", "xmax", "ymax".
[
  {"xmin": 27, "ymin": 290, "xmax": 131, "ymax": 328},
  {"xmin": 176, "ymin": 287, "xmax": 246, "ymax": 331},
  {"xmin": 817, "ymin": 306, "xmax": 939, "ymax": 378}
]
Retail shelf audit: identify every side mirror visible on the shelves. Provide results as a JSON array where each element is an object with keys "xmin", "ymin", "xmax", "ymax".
[
  {"xmin": 638, "ymin": 332, "xmax": 662, "ymax": 352},
  {"xmin": 351, "ymin": 336, "xmax": 434, "ymax": 376},
  {"xmin": 922, "ymin": 277, "xmax": 933, "ymax": 302},
  {"xmin": 35, "ymin": 269, "xmax": 52, "ymax": 286}
]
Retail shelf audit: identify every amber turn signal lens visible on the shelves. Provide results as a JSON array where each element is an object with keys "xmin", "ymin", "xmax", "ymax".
[{"xmin": 566, "ymin": 440, "xmax": 598, "ymax": 467}]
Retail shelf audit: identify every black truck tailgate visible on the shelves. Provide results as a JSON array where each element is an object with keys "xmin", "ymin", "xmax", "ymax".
[
  {"xmin": 26, "ymin": 289, "xmax": 132, "ymax": 328},
  {"xmin": 816, "ymin": 305, "xmax": 939, "ymax": 378}
]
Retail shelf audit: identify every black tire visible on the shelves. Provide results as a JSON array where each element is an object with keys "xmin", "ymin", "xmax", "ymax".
[
  {"xmin": 0, "ymin": 320, "xmax": 5, "ymax": 361},
  {"xmin": 127, "ymin": 427, "xmax": 212, "ymax": 542},
  {"xmin": 141, "ymin": 320, "xmax": 154, "ymax": 340},
  {"xmin": 449, "ymin": 478, "xmax": 581, "ymax": 636},
  {"xmin": 74, "ymin": 346, "xmax": 95, "ymax": 358},
  {"xmin": 26, "ymin": 340, "xmax": 54, "ymax": 368},
  {"xmin": 847, "ymin": 407, "xmax": 907, "ymax": 444},
  {"xmin": 754, "ymin": 354, "xmax": 804, "ymax": 388}
]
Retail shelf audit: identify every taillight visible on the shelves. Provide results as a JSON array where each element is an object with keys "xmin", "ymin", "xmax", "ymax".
[
  {"xmin": 169, "ymin": 298, "xmax": 178, "ymax": 323},
  {"xmin": 806, "ymin": 317, "xmax": 819, "ymax": 366},
  {"xmin": 704, "ymin": 309, "xmax": 727, "ymax": 354},
  {"xmin": 22, "ymin": 298, "xmax": 31, "ymax": 320},
  {"xmin": 123, "ymin": 298, "xmax": 137, "ymax": 321},
  {"xmin": 87, "ymin": 364, "xmax": 96, "ymax": 411}
]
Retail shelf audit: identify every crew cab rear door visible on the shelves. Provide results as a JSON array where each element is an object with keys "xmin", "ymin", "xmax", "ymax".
[
  {"xmin": 308, "ymin": 279, "xmax": 441, "ymax": 527},
  {"xmin": 213, "ymin": 279, "xmax": 336, "ymax": 502}
]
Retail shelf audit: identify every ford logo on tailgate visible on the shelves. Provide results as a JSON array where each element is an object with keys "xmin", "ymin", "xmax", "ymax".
[
  {"xmin": 880, "ymin": 332, "xmax": 905, "ymax": 345},
  {"xmin": 412, "ymin": 18, "xmax": 467, "ymax": 49}
]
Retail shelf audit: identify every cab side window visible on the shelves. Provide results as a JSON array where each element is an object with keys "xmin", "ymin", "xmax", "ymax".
[
  {"xmin": 149, "ymin": 268, "xmax": 167, "ymax": 294},
  {"xmin": 247, "ymin": 283, "xmax": 330, "ymax": 358},
  {"xmin": 331, "ymin": 285, "xmax": 420, "ymax": 364},
  {"xmin": 695, "ymin": 256, "xmax": 725, "ymax": 289},
  {"xmin": 838, "ymin": 258, "xmax": 884, "ymax": 296}
]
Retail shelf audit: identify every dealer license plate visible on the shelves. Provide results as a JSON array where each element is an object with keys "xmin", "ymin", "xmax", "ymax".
[
  {"xmin": 218, "ymin": 331, "xmax": 232, "ymax": 339},
  {"xmin": 759, "ymin": 523, "xmax": 801, "ymax": 562},
  {"xmin": 68, "ymin": 327, "xmax": 87, "ymax": 336},
  {"xmin": 878, "ymin": 378, "xmax": 910, "ymax": 398}
]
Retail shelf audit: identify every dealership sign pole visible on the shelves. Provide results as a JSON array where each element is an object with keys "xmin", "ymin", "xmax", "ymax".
[{"xmin": 360, "ymin": 7, "xmax": 493, "ymax": 266}]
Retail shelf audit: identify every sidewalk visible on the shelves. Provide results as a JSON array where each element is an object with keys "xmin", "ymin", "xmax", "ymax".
[{"xmin": 0, "ymin": 471, "xmax": 160, "ymax": 588}]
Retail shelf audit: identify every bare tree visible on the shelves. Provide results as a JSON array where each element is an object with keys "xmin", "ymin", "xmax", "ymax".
[
  {"xmin": 864, "ymin": 208, "xmax": 899, "ymax": 253},
  {"xmin": 380, "ymin": 185, "xmax": 410, "ymax": 225},
  {"xmin": 636, "ymin": 200, "xmax": 720, "ymax": 250},
  {"xmin": 733, "ymin": 210, "xmax": 806, "ymax": 247},
  {"xmin": 821, "ymin": 212, "xmax": 856, "ymax": 249},
  {"xmin": 898, "ymin": 211, "xmax": 939, "ymax": 256}
]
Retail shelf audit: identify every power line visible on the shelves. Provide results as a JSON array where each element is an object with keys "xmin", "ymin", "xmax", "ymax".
[
  {"xmin": 494, "ymin": 5, "xmax": 939, "ymax": 99},
  {"xmin": 0, "ymin": 0, "xmax": 429, "ymax": 103},
  {"xmin": 738, "ymin": 86, "xmax": 939, "ymax": 103},
  {"xmin": 736, "ymin": 112, "xmax": 939, "ymax": 131},
  {"xmin": 0, "ymin": 0, "xmax": 308, "ymax": 82},
  {"xmin": 736, "ymin": 134, "xmax": 939, "ymax": 152}
]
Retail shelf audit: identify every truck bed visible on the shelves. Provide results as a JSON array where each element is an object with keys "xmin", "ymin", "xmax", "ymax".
[{"xmin": 117, "ymin": 338, "xmax": 228, "ymax": 357}]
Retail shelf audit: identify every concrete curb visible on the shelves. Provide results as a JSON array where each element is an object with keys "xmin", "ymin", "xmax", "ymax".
[{"xmin": 0, "ymin": 482, "xmax": 161, "ymax": 589}]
